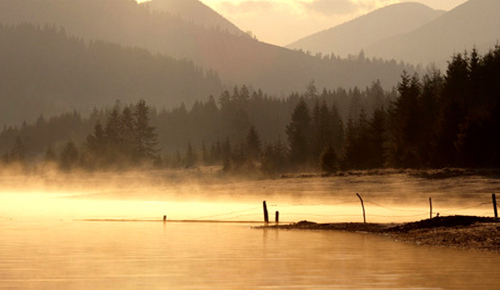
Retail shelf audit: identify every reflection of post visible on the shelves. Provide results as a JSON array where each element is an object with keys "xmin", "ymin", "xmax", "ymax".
[
  {"xmin": 493, "ymin": 194, "xmax": 498, "ymax": 219},
  {"xmin": 429, "ymin": 197, "xmax": 433, "ymax": 219},
  {"xmin": 356, "ymin": 193, "xmax": 366, "ymax": 224},
  {"xmin": 263, "ymin": 201, "xmax": 269, "ymax": 223},
  {"xmin": 275, "ymin": 211, "xmax": 279, "ymax": 223}
]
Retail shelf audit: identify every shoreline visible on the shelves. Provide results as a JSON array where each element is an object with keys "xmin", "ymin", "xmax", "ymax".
[{"xmin": 260, "ymin": 215, "xmax": 500, "ymax": 252}]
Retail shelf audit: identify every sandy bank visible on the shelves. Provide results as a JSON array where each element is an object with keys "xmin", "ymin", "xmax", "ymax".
[{"xmin": 261, "ymin": 216, "xmax": 500, "ymax": 252}]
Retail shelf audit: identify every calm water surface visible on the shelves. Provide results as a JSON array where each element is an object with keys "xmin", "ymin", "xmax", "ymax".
[{"xmin": 1, "ymin": 220, "xmax": 500, "ymax": 290}]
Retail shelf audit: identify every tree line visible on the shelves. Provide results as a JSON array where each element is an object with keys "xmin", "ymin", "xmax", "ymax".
[
  {"xmin": 2, "ymin": 100, "xmax": 160, "ymax": 171},
  {"xmin": 1, "ymin": 47, "xmax": 499, "ymax": 174},
  {"xmin": 287, "ymin": 46, "xmax": 500, "ymax": 171}
]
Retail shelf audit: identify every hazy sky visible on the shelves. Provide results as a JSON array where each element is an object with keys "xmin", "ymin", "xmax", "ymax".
[
  {"xmin": 138, "ymin": 0, "xmax": 468, "ymax": 46},
  {"xmin": 199, "ymin": 0, "xmax": 469, "ymax": 46}
]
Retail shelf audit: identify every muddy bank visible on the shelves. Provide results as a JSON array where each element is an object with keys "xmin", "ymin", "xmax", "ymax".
[{"xmin": 262, "ymin": 216, "xmax": 500, "ymax": 252}]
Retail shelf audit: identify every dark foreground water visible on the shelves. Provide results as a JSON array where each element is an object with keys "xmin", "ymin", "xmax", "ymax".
[{"xmin": 1, "ymin": 220, "xmax": 500, "ymax": 290}]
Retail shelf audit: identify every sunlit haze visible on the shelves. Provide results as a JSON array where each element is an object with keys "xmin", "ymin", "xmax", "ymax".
[
  {"xmin": 138, "ymin": 0, "xmax": 468, "ymax": 45},
  {"xmin": 1, "ymin": 0, "xmax": 500, "ymax": 289}
]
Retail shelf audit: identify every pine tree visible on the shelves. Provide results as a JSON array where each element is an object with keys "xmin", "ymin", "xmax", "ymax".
[
  {"xmin": 305, "ymin": 79, "xmax": 318, "ymax": 99},
  {"xmin": 222, "ymin": 138, "xmax": 232, "ymax": 172},
  {"xmin": 286, "ymin": 99, "xmax": 312, "ymax": 167},
  {"xmin": 454, "ymin": 47, "xmax": 500, "ymax": 167},
  {"xmin": 173, "ymin": 149, "xmax": 183, "ymax": 168},
  {"xmin": 320, "ymin": 145, "xmax": 339, "ymax": 173},
  {"xmin": 311, "ymin": 101, "xmax": 332, "ymax": 162},
  {"xmin": 44, "ymin": 145, "xmax": 58, "ymax": 163},
  {"xmin": 342, "ymin": 117, "xmax": 357, "ymax": 170},
  {"xmin": 245, "ymin": 125, "xmax": 262, "ymax": 161},
  {"xmin": 418, "ymin": 70, "xmax": 443, "ymax": 167},
  {"xmin": 105, "ymin": 108, "xmax": 123, "ymax": 148},
  {"xmin": 10, "ymin": 136, "xmax": 26, "ymax": 163},
  {"xmin": 368, "ymin": 107, "xmax": 387, "ymax": 168},
  {"xmin": 2, "ymin": 136, "xmax": 26, "ymax": 164},
  {"xmin": 342, "ymin": 111, "xmax": 371, "ymax": 169},
  {"xmin": 435, "ymin": 53, "xmax": 470, "ymax": 167},
  {"xmin": 260, "ymin": 138, "xmax": 288, "ymax": 175},
  {"xmin": 120, "ymin": 106, "xmax": 136, "ymax": 158},
  {"xmin": 330, "ymin": 103, "xmax": 345, "ymax": 153},
  {"xmin": 85, "ymin": 123, "xmax": 106, "ymax": 168},
  {"xmin": 387, "ymin": 72, "xmax": 422, "ymax": 168},
  {"xmin": 134, "ymin": 100, "xmax": 158, "ymax": 161},
  {"xmin": 367, "ymin": 80, "xmax": 386, "ymax": 113},
  {"xmin": 60, "ymin": 141, "xmax": 79, "ymax": 171},
  {"xmin": 210, "ymin": 139, "xmax": 223, "ymax": 164},
  {"xmin": 201, "ymin": 142, "xmax": 210, "ymax": 165},
  {"xmin": 184, "ymin": 142, "xmax": 196, "ymax": 168}
]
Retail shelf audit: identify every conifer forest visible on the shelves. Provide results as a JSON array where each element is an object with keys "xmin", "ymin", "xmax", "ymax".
[{"xmin": 1, "ymin": 47, "xmax": 500, "ymax": 175}]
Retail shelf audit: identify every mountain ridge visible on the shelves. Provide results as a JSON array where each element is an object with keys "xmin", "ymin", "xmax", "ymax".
[
  {"xmin": 0, "ymin": 0, "xmax": 414, "ymax": 96},
  {"xmin": 365, "ymin": 0, "xmax": 500, "ymax": 67},
  {"xmin": 144, "ymin": 0, "xmax": 243, "ymax": 36},
  {"xmin": 287, "ymin": 2, "xmax": 444, "ymax": 58}
]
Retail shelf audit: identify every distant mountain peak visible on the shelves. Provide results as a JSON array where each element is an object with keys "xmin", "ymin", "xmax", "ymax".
[
  {"xmin": 287, "ymin": 2, "xmax": 444, "ymax": 58},
  {"xmin": 144, "ymin": 0, "xmax": 243, "ymax": 35},
  {"xmin": 364, "ymin": 0, "xmax": 500, "ymax": 67}
]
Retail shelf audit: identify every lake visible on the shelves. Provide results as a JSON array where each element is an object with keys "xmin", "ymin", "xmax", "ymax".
[
  {"xmin": 2, "ymin": 172, "xmax": 500, "ymax": 289},
  {"xmin": 1, "ymin": 220, "xmax": 500, "ymax": 290}
]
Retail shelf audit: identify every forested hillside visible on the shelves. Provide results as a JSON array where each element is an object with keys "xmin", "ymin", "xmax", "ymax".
[
  {"xmin": 0, "ymin": 24, "xmax": 222, "ymax": 125},
  {"xmin": 0, "ymin": 79, "xmax": 395, "ymax": 161},
  {"xmin": 0, "ymin": 0, "xmax": 415, "ymax": 97},
  {"xmin": 3, "ymin": 47, "xmax": 500, "ymax": 174}
]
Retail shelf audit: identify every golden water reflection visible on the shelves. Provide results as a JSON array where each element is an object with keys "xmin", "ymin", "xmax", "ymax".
[{"xmin": 1, "ymin": 221, "xmax": 499, "ymax": 290}]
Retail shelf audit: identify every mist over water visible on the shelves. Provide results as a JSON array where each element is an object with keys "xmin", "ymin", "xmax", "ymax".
[
  {"xmin": 2, "ymin": 171, "xmax": 500, "ymax": 289},
  {"xmin": 1, "ymin": 170, "xmax": 499, "ymax": 223},
  {"xmin": 1, "ymin": 0, "xmax": 499, "ymax": 288}
]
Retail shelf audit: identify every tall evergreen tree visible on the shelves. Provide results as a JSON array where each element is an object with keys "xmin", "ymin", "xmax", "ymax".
[
  {"xmin": 454, "ymin": 48, "xmax": 500, "ymax": 167},
  {"xmin": 286, "ymin": 99, "xmax": 312, "ymax": 167},
  {"xmin": 330, "ymin": 103, "xmax": 345, "ymax": 153},
  {"xmin": 184, "ymin": 142, "xmax": 197, "ymax": 168},
  {"xmin": 105, "ymin": 107, "xmax": 123, "ymax": 147},
  {"xmin": 311, "ymin": 101, "xmax": 333, "ymax": 163},
  {"xmin": 134, "ymin": 100, "xmax": 158, "ymax": 161},
  {"xmin": 222, "ymin": 138, "xmax": 233, "ymax": 172},
  {"xmin": 342, "ymin": 110, "xmax": 371, "ymax": 169},
  {"xmin": 261, "ymin": 137, "xmax": 288, "ymax": 175},
  {"xmin": 368, "ymin": 107, "xmax": 387, "ymax": 168},
  {"xmin": 245, "ymin": 125, "xmax": 262, "ymax": 161},
  {"xmin": 2, "ymin": 136, "xmax": 26, "ymax": 164},
  {"xmin": 44, "ymin": 145, "xmax": 58, "ymax": 163},
  {"xmin": 121, "ymin": 106, "xmax": 136, "ymax": 157},
  {"xmin": 320, "ymin": 145, "xmax": 339, "ymax": 173},
  {"xmin": 305, "ymin": 79, "xmax": 318, "ymax": 99},
  {"xmin": 11, "ymin": 136, "xmax": 26, "ymax": 163},
  {"xmin": 201, "ymin": 142, "xmax": 211, "ymax": 165},
  {"xmin": 387, "ymin": 72, "xmax": 422, "ymax": 168},
  {"xmin": 85, "ymin": 123, "xmax": 106, "ymax": 168},
  {"xmin": 418, "ymin": 70, "xmax": 443, "ymax": 167},
  {"xmin": 435, "ymin": 53, "xmax": 470, "ymax": 167},
  {"xmin": 59, "ymin": 141, "xmax": 79, "ymax": 171}
]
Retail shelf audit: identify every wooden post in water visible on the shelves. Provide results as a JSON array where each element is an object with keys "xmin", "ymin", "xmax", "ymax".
[
  {"xmin": 493, "ymin": 194, "xmax": 498, "ymax": 219},
  {"xmin": 263, "ymin": 201, "xmax": 269, "ymax": 223},
  {"xmin": 275, "ymin": 211, "xmax": 280, "ymax": 223},
  {"xmin": 163, "ymin": 215, "xmax": 167, "ymax": 222},
  {"xmin": 356, "ymin": 193, "xmax": 366, "ymax": 224},
  {"xmin": 429, "ymin": 197, "xmax": 433, "ymax": 219}
]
